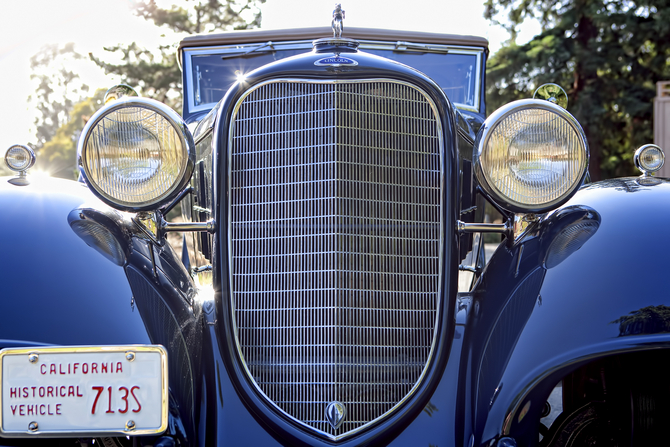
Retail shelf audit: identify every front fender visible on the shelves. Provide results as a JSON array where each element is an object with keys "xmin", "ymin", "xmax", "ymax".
[
  {"xmin": 0, "ymin": 177, "xmax": 151, "ymax": 346},
  {"xmin": 0, "ymin": 176, "xmax": 202, "ymax": 444},
  {"xmin": 468, "ymin": 177, "xmax": 670, "ymax": 445}
]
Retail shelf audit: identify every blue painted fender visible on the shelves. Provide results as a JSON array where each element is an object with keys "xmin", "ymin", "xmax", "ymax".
[
  {"xmin": 0, "ymin": 176, "xmax": 151, "ymax": 347},
  {"xmin": 467, "ymin": 177, "xmax": 670, "ymax": 445}
]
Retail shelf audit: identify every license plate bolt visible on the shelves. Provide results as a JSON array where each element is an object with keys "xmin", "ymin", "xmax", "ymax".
[
  {"xmin": 28, "ymin": 421, "xmax": 38, "ymax": 432},
  {"xmin": 126, "ymin": 420, "xmax": 136, "ymax": 431},
  {"xmin": 125, "ymin": 351, "xmax": 136, "ymax": 362},
  {"xmin": 28, "ymin": 353, "xmax": 38, "ymax": 363}
]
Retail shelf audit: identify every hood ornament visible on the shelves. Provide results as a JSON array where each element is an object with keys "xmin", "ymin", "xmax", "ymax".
[
  {"xmin": 332, "ymin": 4, "xmax": 345, "ymax": 38},
  {"xmin": 325, "ymin": 401, "xmax": 346, "ymax": 430},
  {"xmin": 314, "ymin": 4, "xmax": 357, "ymax": 53}
]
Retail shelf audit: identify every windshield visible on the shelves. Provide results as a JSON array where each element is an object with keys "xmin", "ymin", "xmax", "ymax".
[
  {"xmin": 189, "ymin": 49, "xmax": 306, "ymax": 107},
  {"xmin": 183, "ymin": 41, "xmax": 483, "ymax": 118},
  {"xmin": 367, "ymin": 50, "xmax": 478, "ymax": 109}
]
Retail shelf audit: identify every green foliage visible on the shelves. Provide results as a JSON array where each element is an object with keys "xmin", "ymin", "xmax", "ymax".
[
  {"xmin": 90, "ymin": 0, "xmax": 265, "ymax": 111},
  {"xmin": 134, "ymin": 0, "xmax": 265, "ymax": 33},
  {"xmin": 485, "ymin": 0, "xmax": 670, "ymax": 180},
  {"xmin": 89, "ymin": 43, "xmax": 181, "ymax": 109},
  {"xmin": 33, "ymin": 0, "xmax": 264, "ymax": 177},
  {"xmin": 36, "ymin": 89, "xmax": 107, "ymax": 179},
  {"xmin": 29, "ymin": 43, "xmax": 89, "ymax": 149}
]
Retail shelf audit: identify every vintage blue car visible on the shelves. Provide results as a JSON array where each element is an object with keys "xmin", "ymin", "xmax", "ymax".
[{"xmin": 2, "ymin": 10, "xmax": 670, "ymax": 447}]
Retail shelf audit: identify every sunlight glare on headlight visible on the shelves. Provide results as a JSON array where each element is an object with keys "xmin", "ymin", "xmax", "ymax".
[
  {"xmin": 78, "ymin": 98, "xmax": 194, "ymax": 211},
  {"xmin": 475, "ymin": 100, "xmax": 589, "ymax": 213}
]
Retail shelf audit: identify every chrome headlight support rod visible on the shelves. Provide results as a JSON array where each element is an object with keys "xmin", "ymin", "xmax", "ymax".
[
  {"xmin": 134, "ymin": 211, "xmax": 216, "ymax": 244},
  {"xmin": 457, "ymin": 212, "xmax": 540, "ymax": 249},
  {"xmin": 161, "ymin": 218, "xmax": 216, "ymax": 235},
  {"xmin": 457, "ymin": 219, "xmax": 512, "ymax": 239}
]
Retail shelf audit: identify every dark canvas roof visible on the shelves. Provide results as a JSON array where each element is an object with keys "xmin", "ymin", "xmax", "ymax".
[{"xmin": 179, "ymin": 26, "xmax": 488, "ymax": 51}]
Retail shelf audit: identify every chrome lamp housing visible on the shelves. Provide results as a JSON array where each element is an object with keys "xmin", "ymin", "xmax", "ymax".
[
  {"xmin": 4, "ymin": 144, "xmax": 36, "ymax": 186},
  {"xmin": 473, "ymin": 99, "xmax": 589, "ymax": 214},
  {"xmin": 634, "ymin": 144, "xmax": 665, "ymax": 176},
  {"xmin": 77, "ymin": 97, "xmax": 195, "ymax": 212},
  {"xmin": 4, "ymin": 144, "xmax": 36, "ymax": 173}
]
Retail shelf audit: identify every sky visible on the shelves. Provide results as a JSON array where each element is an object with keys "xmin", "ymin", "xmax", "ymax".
[{"xmin": 0, "ymin": 0, "xmax": 536, "ymax": 153}]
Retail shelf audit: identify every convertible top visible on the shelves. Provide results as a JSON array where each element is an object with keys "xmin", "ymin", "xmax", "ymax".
[{"xmin": 178, "ymin": 26, "xmax": 489, "ymax": 51}]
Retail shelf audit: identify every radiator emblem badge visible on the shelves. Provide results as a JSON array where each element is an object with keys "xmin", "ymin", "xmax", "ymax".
[
  {"xmin": 315, "ymin": 56, "xmax": 358, "ymax": 67},
  {"xmin": 325, "ymin": 401, "xmax": 346, "ymax": 430}
]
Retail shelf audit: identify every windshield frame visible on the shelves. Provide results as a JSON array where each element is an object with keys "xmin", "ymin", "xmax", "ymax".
[{"xmin": 182, "ymin": 38, "xmax": 486, "ymax": 120}]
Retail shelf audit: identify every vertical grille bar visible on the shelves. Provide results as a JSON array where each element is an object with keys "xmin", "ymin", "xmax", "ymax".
[{"xmin": 230, "ymin": 79, "xmax": 442, "ymax": 439}]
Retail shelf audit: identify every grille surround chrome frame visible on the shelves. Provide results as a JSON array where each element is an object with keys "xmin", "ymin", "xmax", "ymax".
[{"xmin": 227, "ymin": 78, "xmax": 444, "ymax": 440}]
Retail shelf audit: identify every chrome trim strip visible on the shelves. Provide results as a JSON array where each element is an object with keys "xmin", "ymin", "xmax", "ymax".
[
  {"xmin": 182, "ymin": 39, "xmax": 485, "ymax": 55},
  {"xmin": 227, "ymin": 78, "xmax": 444, "ymax": 440},
  {"xmin": 194, "ymin": 127, "xmax": 213, "ymax": 146}
]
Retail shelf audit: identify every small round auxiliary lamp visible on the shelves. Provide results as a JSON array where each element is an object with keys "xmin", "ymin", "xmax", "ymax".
[
  {"xmin": 634, "ymin": 144, "xmax": 665, "ymax": 177},
  {"xmin": 104, "ymin": 84, "xmax": 138, "ymax": 104},
  {"xmin": 4, "ymin": 144, "xmax": 36, "ymax": 186},
  {"xmin": 533, "ymin": 83, "xmax": 568, "ymax": 109}
]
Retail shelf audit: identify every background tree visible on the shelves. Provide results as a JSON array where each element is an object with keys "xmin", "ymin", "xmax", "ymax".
[
  {"xmin": 29, "ymin": 43, "xmax": 89, "ymax": 150},
  {"xmin": 32, "ymin": 0, "xmax": 264, "ymax": 179},
  {"xmin": 485, "ymin": 0, "xmax": 670, "ymax": 180},
  {"xmin": 90, "ymin": 0, "xmax": 265, "ymax": 109},
  {"xmin": 36, "ymin": 89, "xmax": 106, "ymax": 179}
]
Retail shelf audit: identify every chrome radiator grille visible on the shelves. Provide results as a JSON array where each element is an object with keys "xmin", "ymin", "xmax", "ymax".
[{"xmin": 229, "ymin": 79, "xmax": 442, "ymax": 438}]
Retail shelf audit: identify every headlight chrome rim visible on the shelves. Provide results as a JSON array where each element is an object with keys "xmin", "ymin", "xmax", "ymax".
[
  {"xmin": 78, "ymin": 97, "xmax": 195, "ymax": 212},
  {"xmin": 634, "ymin": 144, "xmax": 665, "ymax": 176},
  {"xmin": 474, "ymin": 99, "xmax": 589, "ymax": 214},
  {"xmin": 5, "ymin": 144, "xmax": 36, "ymax": 173}
]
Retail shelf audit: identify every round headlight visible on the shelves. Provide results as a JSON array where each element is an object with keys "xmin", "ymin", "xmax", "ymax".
[
  {"xmin": 634, "ymin": 144, "xmax": 664, "ymax": 176},
  {"xmin": 78, "ymin": 97, "xmax": 195, "ymax": 212},
  {"xmin": 474, "ymin": 99, "xmax": 589, "ymax": 214},
  {"xmin": 5, "ymin": 144, "xmax": 36, "ymax": 173}
]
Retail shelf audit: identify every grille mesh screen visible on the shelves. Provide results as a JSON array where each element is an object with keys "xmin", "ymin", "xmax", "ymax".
[{"xmin": 229, "ymin": 80, "xmax": 442, "ymax": 437}]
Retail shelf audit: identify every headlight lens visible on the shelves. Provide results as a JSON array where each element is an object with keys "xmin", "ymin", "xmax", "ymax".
[
  {"xmin": 78, "ymin": 98, "xmax": 194, "ymax": 212},
  {"xmin": 634, "ymin": 144, "xmax": 665, "ymax": 175},
  {"xmin": 5, "ymin": 144, "xmax": 36, "ymax": 172},
  {"xmin": 474, "ymin": 99, "xmax": 589, "ymax": 213}
]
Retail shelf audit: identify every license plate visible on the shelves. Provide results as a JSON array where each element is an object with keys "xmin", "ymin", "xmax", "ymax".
[{"xmin": 0, "ymin": 345, "xmax": 167, "ymax": 437}]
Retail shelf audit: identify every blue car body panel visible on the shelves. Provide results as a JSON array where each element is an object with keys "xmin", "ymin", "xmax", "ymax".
[
  {"xmin": 0, "ymin": 178, "xmax": 150, "ymax": 347},
  {"xmin": 468, "ymin": 178, "xmax": 670, "ymax": 444}
]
